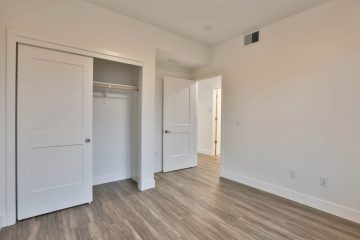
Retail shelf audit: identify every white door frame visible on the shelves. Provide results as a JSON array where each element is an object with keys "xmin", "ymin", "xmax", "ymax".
[{"xmin": 3, "ymin": 29, "xmax": 144, "ymax": 227}]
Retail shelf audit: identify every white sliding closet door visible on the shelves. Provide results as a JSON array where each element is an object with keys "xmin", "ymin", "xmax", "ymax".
[{"xmin": 17, "ymin": 44, "xmax": 93, "ymax": 220}]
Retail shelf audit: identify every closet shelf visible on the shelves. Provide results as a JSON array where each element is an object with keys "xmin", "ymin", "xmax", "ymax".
[{"xmin": 93, "ymin": 81, "xmax": 139, "ymax": 92}]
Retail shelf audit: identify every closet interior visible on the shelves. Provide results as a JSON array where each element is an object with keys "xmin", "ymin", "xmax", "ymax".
[{"xmin": 93, "ymin": 58, "xmax": 140, "ymax": 186}]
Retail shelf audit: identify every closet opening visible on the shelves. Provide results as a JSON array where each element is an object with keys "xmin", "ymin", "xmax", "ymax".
[
  {"xmin": 93, "ymin": 58, "xmax": 141, "ymax": 186},
  {"xmin": 6, "ymin": 31, "xmax": 147, "ymax": 225}
]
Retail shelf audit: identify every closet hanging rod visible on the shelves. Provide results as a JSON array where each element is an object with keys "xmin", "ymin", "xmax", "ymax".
[{"xmin": 93, "ymin": 81, "xmax": 139, "ymax": 91}]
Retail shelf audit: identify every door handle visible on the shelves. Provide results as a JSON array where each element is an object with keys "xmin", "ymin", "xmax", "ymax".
[
  {"xmin": 85, "ymin": 138, "xmax": 91, "ymax": 143},
  {"xmin": 164, "ymin": 130, "xmax": 171, "ymax": 134}
]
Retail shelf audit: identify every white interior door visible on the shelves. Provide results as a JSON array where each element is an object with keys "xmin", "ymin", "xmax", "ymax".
[
  {"xmin": 17, "ymin": 44, "xmax": 93, "ymax": 220},
  {"xmin": 163, "ymin": 77, "xmax": 197, "ymax": 172}
]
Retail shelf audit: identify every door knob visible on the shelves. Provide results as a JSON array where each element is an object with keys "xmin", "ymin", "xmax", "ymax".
[
  {"xmin": 85, "ymin": 138, "xmax": 91, "ymax": 143},
  {"xmin": 164, "ymin": 130, "xmax": 171, "ymax": 134}
]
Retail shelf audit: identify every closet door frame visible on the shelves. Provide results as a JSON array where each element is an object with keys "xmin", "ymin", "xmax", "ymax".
[{"xmin": 4, "ymin": 29, "xmax": 145, "ymax": 227}]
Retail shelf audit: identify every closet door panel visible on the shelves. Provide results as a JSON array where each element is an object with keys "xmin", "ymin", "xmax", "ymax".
[{"xmin": 17, "ymin": 44, "xmax": 93, "ymax": 220}]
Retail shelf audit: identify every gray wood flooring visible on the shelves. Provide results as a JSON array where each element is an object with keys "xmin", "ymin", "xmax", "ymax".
[{"xmin": 1, "ymin": 154, "xmax": 360, "ymax": 239}]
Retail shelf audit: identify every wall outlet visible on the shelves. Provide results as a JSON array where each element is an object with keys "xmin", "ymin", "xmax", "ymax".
[
  {"xmin": 320, "ymin": 177, "xmax": 328, "ymax": 187},
  {"xmin": 289, "ymin": 170, "xmax": 296, "ymax": 179}
]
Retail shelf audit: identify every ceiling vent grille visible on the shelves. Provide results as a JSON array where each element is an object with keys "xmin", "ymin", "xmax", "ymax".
[{"xmin": 244, "ymin": 31, "xmax": 259, "ymax": 46}]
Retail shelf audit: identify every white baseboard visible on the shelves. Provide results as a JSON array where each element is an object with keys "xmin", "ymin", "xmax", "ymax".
[
  {"xmin": 0, "ymin": 214, "xmax": 7, "ymax": 228},
  {"xmin": 154, "ymin": 163, "xmax": 162, "ymax": 173},
  {"xmin": 221, "ymin": 169, "xmax": 360, "ymax": 224},
  {"xmin": 197, "ymin": 148, "xmax": 213, "ymax": 156},
  {"xmin": 139, "ymin": 178, "xmax": 155, "ymax": 191},
  {"xmin": 132, "ymin": 176, "xmax": 138, "ymax": 183},
  {"xmin": 93, "ymin": 171, "xmax": 131, "ymax": 186}
]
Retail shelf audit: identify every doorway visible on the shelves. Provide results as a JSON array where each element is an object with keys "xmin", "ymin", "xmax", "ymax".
[
  {"xmin": 197, "ymin": 76, "xmax": 222, "ymax": 157},
  {"xmin": 160, "ymin": 75, "xmax": 222, "ymax": 173}
]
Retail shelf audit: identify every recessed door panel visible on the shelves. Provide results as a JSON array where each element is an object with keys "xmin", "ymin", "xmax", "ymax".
[
  {"xmin": 170, "ymin": 88, "xmax": 191, "ymax": 125},
  {"xmin": 29, "ymin": 145, "xmax": 84, "ymax": 192}
]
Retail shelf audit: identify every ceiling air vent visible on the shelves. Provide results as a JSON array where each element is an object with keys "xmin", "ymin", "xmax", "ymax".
[{"xmin": 244, "ymin": 31, "xmax": 259, "ymax": 46}]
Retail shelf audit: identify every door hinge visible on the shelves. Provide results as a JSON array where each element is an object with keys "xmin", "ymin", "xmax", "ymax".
[{"xmin": 215, "ymin": 140, "xmax": 218, "ymax": 144}]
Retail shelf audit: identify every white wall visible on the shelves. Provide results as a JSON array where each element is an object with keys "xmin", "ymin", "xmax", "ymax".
[
  {"xmin": 93, "ymin": 92, "xmax": 137, "ymax": 185},
  {"xmin": 194, "ymin": 0, "xmax": 360, "ymax": 223},
  {"xmin": 154, "ymin": 62, "xmax": 192, "ymax": 172},
  {"xmin": 197, "ymin": 76, "xmax": 221, "ymax": 155},
  {"xmin": 0, "ymin": 0, "xmax": 6, "ymax": 228},
  {"xmin": 0, "ymin": 0, "xmax": 210, "ymax": 227},
  {"xmin": 93, "ymin": 58, "xmax": 140, "ymax": 86}
]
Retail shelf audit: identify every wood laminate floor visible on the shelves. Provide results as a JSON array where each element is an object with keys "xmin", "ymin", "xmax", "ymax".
[{"xmin": 1, "ymin": 154, "xmax": 360, "ymax": 240}]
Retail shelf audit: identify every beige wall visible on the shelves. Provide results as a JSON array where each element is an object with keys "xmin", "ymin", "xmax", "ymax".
[{"xmin": 194, "ymin": 0, "xmax": 360, "ymax": 223}]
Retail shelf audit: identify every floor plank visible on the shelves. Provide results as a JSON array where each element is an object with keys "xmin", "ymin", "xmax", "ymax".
[{"xmin": 1, "ymin": 154, "xmax": 360, "ymax": 240}]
